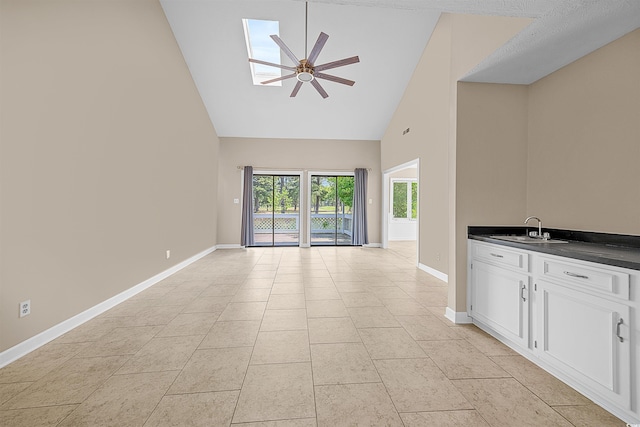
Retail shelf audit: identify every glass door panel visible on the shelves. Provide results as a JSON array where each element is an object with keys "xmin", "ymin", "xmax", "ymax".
[
  {"xmin": 253, "ymin": 175, "xmax": 274, "ymax": 247},
  {"xmin": 310, "ymin": 176, "xmax": 336, "ymax": 245},
  {"xmin": 273, "ymin": 176, "xmax": 300, "ymax": 246},
  {"xmin": 310, "ymin": 175, "xmax": 354, "ymax": 246},
  {"xmin": 336, "ymin": 176, "xmax": 354, "ymax": 245},
  {"xmin": 252, "ymin": 174, "xmax": 299, "ymax": 247}
]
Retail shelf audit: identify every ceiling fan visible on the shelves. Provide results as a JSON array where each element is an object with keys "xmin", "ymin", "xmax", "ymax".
[{"xmin": 248, "ymin": 2, "xmax": 359, "ymax": 98}]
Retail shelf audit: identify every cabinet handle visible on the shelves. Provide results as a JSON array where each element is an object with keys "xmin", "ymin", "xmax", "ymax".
[
  {"xmin": 490, "ymin": 253, "xmax": 504, "ymax": 258},
  {"xmin": 521, "ymin": 285, "xmax": 527, "ymax": 302},
  {"xmin": 563, "ymin": 271, "xmax": 589, "ymax": 280},
  {"xmin": 616, "ymin": 318, "xmax": 624, "ymax": 343}
]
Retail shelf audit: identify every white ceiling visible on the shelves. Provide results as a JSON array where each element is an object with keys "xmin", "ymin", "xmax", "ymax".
[{"xmin": 160, "ymin": 0, "xmax": 640, "ymax": 141}]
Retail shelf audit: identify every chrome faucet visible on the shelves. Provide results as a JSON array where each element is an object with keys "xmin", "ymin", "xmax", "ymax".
[{"xmin": 524, "ymin": 216, "xmax": 542, "ymax": 238}]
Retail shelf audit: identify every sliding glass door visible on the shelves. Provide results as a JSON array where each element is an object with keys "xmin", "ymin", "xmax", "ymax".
[
  {"xmin": 310, "ymin": 175, "xmax": 354, "ymax": 246},
  {"xmin": 252, "ymin": 175, "xmax": 300, "ymax": 246}
]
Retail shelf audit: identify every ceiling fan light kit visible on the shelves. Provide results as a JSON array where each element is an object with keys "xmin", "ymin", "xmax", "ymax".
[
  {"xmin": 247, "ymin": 2, "xmax": 359, "ymax": 98},
  {"xmin": 296, "ymin": 60, "xmax": 314, "ymax": 82}
]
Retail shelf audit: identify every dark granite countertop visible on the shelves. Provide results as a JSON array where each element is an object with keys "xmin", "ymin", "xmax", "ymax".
[{"xmin": 469, "ymin": 226, "xmax": 640, "ymax": 271}]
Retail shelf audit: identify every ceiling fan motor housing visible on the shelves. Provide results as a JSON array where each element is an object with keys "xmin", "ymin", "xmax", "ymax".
[{"xmin": 296, "ymin": 59, "xmax": 314, "ymax": 82}]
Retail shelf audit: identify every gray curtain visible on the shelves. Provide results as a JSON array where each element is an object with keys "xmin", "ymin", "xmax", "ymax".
[
  {"xmin": 352, "ymin": 168, "xmax": 369, "ymax": 245},
  {"xmin": 240, "ymin": 166, "xmax": 255, "ymax": 247}
]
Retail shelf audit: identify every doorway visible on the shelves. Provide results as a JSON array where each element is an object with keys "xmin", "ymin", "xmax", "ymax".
[
  {"xmin": 309, "ymin": 175, "xmax": 355, "ymax": 246},
  {"xmin": 389, "ymin": 178, "xmax": 418, "ymax": 240},
  {"xmin": 383, "ymin": 159, "xmax": 419, "ymax": 265},
  {"xmin": 252, "ymin": 174, "xmax": 300, "ymax": 246}
]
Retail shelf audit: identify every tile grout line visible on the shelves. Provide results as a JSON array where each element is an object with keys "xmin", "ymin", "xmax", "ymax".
[
  {"xmin": 228, "ymin": 250, "xmax": 278, "ymax": 424},
  {"xmin": 305, "ymin": 271, "xmax": 321, "ymax": 426}
]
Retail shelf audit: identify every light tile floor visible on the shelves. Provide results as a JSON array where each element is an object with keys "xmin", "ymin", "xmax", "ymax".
[{"xmin": 0, "ymin": 242, "xmax": 627, "ymax": 426}]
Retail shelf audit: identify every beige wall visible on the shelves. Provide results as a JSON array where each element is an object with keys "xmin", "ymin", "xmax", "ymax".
[
  {"xmin": 218, "ymin": 137, "xmax": 381, "ymax": 246},
  {"xmin": 455, "ymin": 82, "xmax": 529, "ymax": 310},
  {"xmin": 447, "ymin": 15, "xmax": 531, "ymax": 310},
  {"xmin": 389, "ymin": 168, "xmax": 417, "ymax": 180},
  {"xmin": 527, "ymin": 29, "xmax": 640, "ymax": 235},
  {"xmin": 381, "ymin": 13, "xmax": 530, "ymax": 299},
  {"xmin": 0, "ymin": 0, "xmax": 219, "ymax": 352},
  {"xmin": 381, "ymin": 14, "xmax": 453, "ymax": 274}
]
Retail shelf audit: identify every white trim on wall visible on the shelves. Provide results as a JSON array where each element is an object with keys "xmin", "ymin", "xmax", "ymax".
[
  {"xmin": 217, "ymin": 244, "xmax": 243, "ymax": 249},
  {"xmin": 0, "ymin": 246, "xmax": 217, "ymax": 368},
  {"xmin": 418, "ymin": 262, "xmax": 448, "ymax": 282},
  {"xmin": 445, "ymin": 307, "xmax": 473, "ymax": 324}
]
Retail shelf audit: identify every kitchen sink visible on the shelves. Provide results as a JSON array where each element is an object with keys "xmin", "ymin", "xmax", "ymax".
[{"xmin": 489, "ymin": 235, "xmax": 568, "ymax": 244}]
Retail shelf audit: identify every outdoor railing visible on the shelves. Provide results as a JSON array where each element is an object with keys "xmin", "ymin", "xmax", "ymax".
[
  {"xmin": 253, "ymin": 212, "xmax": 352, "ymax": 236},
  {"xmin": 310, "ymin": 213, "xmax": 352, "ymax": 236},
  {"xmin": 254, "ymin": 213, "xmax": 298, "ymax": 234}
]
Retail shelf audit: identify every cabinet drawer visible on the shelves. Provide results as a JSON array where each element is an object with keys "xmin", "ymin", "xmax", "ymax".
[
  {"xmin": 473, "ymin": 242, "xmax": 529, "ymax": 272},
  {"xmin": 538, "ymin": 257, "xmax": 630, "ymax": 301}
]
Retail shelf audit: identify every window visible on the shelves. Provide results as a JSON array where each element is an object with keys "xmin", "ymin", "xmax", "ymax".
[
  {"xmin": 391, "ymin": 179, "xmax": 417, "ymax": 220},
  {"xmin": 242, "ymin": 19, "xmax": 282, "ymax": 86}
]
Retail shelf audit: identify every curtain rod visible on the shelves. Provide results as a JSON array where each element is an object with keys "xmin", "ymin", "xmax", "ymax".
[{"xmin": 237, "ymin": 166, "xmax": 372, "ymax": 171}]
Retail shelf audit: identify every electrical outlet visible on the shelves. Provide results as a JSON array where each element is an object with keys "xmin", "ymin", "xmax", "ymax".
[
  {"xmin": 166, "ymin": 250, "xmax": 171, "ymax": 259},
  {"xmin": 20, "ymin": 300, "xmax": 31, "ymax": 318}
]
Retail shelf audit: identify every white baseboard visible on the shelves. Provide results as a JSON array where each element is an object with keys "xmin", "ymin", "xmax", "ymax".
[
  {"xmin": 225, "ymin": 243, "xmax": 379, "ymax": 249},
  {"xmin": 417, "ymin": 263, "xmax": 448, "ymax": 282},
  {"xmin": 445, "ymin": 307, "xmax": 473, "ymax": 324},
  {"xmin": 216, "ymin": 244, "xmax": 243, "ymax": 249},
  {"xmin": 0, "ymin": 245, "xmax": 216, "ymax": 368}
]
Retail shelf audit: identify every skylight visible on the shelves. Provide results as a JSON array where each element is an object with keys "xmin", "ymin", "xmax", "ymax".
[{"xmin": 242, "ymin": 19, "xmax": 282, "ymax": 86}]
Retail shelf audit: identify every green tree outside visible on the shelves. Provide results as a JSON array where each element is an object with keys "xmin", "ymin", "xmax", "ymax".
[
  {"xmin": 337, "ymin": 176, "xmax": 354, "ymax": 213},
  {"xmin": 411, "ymin": 181, "xmax": 417, "ymax": 219},
  {"xmin": 393, "ymin": 181, "xmax": 408, "ymax": 218}
]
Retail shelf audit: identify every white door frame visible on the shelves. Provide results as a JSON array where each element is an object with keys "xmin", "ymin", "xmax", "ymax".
[{"xmin": 382, "ymin": 159, "xmax": 420, "ymax": 266}]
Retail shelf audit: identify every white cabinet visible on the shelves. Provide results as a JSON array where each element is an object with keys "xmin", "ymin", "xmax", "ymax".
[
  {"xmin": 468, "ymin": 239, "xmax": 638, "ymax": 423},
  {"xmin": 536, "ymin": 278, "xmax": 631, "ymax": 410},
  {"xmin": 471, "ymin": 260, "xmax": 529, "ymax": 349}
]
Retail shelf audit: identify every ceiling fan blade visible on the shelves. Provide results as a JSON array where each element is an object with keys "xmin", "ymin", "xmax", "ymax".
[
  {"xmin": 307, "ymin": 32, "xmax": 329, "ymax": 65},
  {"xmin": 310, "ymin": 79, "xmax": 329, "ymax": 98},
  {"xmin": 249, "ymin": 58, "xmax": 296, "ymax": 71},
  {"xmin": 290, "ymin": 81, "xmax": 303, "ymax": 97},
  {"xmin": 270, "ymin": 35, "xmax": 300, "ymax": 65},
  {"xmin": 261, "ymin": 73, "xmax": 297, "ymax": 85},
  {"xmin": 314, "ymin": 56, "xmax": 360, "ymax": 72},
  {"xmin": 314, "ymin": 73, "xmax": 355, "ymax": 86}
]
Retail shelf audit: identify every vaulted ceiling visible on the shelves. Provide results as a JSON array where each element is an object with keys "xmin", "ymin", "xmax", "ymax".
[{"xmin": 160, "ymin": 0, "xmax": 640, "ymax": 140}]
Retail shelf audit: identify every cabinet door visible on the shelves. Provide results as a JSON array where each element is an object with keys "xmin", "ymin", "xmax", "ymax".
[
  {"xmin": 471, "ymin": 260, "xmax": 530, "ymax": 348},
  {"xmin": 536, "ymin": 279, "xmax": 631, "ymax": 410}
]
